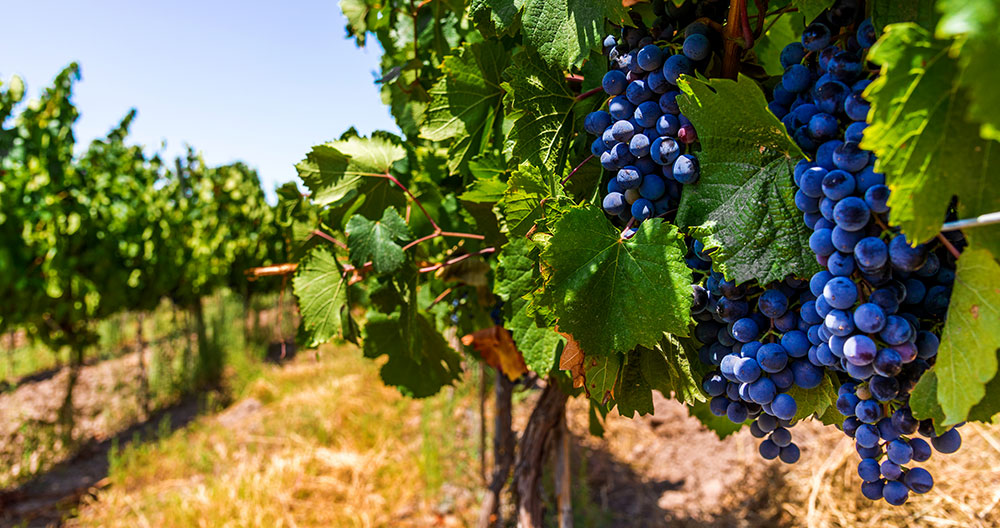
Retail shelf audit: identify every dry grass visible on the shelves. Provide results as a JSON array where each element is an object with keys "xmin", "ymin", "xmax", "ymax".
[
  {"xmin": 67, "ymin": 346, "xmax": 1000, "ymax": 528},
  {"xmin": 779, "ymin": 420, "xmax": 1000, "ymax": 528},
  {"xmin": 70, "ymin": 345, "xmax": 484, "ymax": 528}
]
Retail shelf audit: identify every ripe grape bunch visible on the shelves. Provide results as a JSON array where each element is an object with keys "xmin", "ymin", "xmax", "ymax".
[
  {"xmin": 584, "ymin": 10, "xmax": 720, "ymax": 229},
  {"xmin": 770, "ymin": 12, "xmax": 965, "ymax": 506},
  {"xmin": 692, "ymin": 246, "xmax": 824, "ymax": 466}
]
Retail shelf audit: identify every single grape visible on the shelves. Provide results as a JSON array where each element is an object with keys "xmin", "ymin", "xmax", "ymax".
[
  {"xmin": 602, "ymin": 70, "xmax": 628, "ymax": 95},
  {"xmin": 631, "ymin": 198, "xmax": 654, "ymax": 221},
  {"xmin": 931, "ymin": 428, "xmax": 962, "ymax": 454},
  {"xmin": 833, "ymin": 196, "xmax": 871, "ymax": 232},
  {"xmin": 682, "ymin": 33, "xmax": 711, "ymax": 61},
  {"xmin": 904, "ymin": 467, "xmax": 934, "ymax": 494},
  {"xmin": 802, "ymin": 23, "xmax": 832, "ymax": 51},
  {"xmin": 780, "ymin": 42, "xmax": 806, "ymax": 68},
  {"xmin": 779, "ymin": 443, "xmax": 801, "ymax": 464},
  {"xmin": 662, "ymin": 54, "xmax": 693, "ymax": 84},
  {"xmin": 637, "ymin": 44, "xmax": 664, "ymax": 71},
  {"xmin": 673, "ymin": 154, "xmax": 699, "ymax": 184}
]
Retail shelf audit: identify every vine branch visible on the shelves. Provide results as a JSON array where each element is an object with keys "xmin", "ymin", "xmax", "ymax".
[{"xmin": 561, "ymin": 154, "xmax": 595, "ymax": 186}]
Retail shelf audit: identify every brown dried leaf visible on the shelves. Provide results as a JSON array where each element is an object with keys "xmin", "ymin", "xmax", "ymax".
[
  {"xmin": 462, "ymin": 325, "xmax": 528, "ymax": 381},
  {"xmin": 557, "ymin": 328, "xmax": 585, "ymax": 388}
]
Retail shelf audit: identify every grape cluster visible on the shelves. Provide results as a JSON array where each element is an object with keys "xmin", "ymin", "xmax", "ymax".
[
  {"xmin": 770, "ymin": 13, "xmax": 965, "ymax": 506},
  {"xmin": 585, "ymin": 19, "xmax": 717, "ymax": 226},
  {"xmin": 691, "ymin": 246, "xmax": 827, "ymax": 465}
]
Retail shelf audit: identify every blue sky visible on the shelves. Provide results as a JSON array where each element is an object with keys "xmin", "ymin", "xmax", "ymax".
[{"xmin": 0, "ymin": 0, "xmax": 399, "ymax": 200}]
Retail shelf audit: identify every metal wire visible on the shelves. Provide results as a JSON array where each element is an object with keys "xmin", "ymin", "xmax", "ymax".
[{"xmin": 940, "ymin": 211, "xmax": 1000, "ymax": 232}]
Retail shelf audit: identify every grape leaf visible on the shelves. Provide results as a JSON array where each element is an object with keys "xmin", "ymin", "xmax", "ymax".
[
  {"xmin": 615, "ymin": 349, "xmax": 654, "ymax": 418},
  {"xmin": 493, "ymin": 237, "xmax": 539, "ymax": 301},
  {"xmin": 493, "ymin": 238, "xmax": 564, "ymax": 374},
  {"xmin": 871, "ymin": 0, "xmax": 940, "ymax": 32},
  {"xmin": 938, "ymin": 0, "xmax": 1000, "ymax": 141},
  {"xmin": 675, "ymin": 75, "xmax": 819, "ymax": 284},
  {"xmin": 791, "ymin": 0, "xmax": 835, "ymax": 25},
  {"xmin": 468, "ymin": 0, "xmax": 522, "ymax": 37},
  {"xmin": 497, "ymin": 163, "xmax": 571, "ymax": 237},
  {"xmin": 502, "ymin": 51, "xmax": 599, "ymax": 172},
  {"xmin": 862, "ymin": 24, "xmax": 1000, "ymax": 246},
  {"xmin": 688, "ymin": 400, "xmax": 745, "ymax": 439},
  {"xmin": 296, "ymin": 135, "xmax": 407, "ymax": 213},
  {"xmin": 640, "ymin": 335, "xmax": 704, "ymax": 405},
  {"xmin": 785, "ymin": 372, "xmax": 839, "ymax": 422},
  {"xmin": 753, "ymin": 12, "xmax": 805, "ymax": 76},
  {"xmin": 345, "ymin": 208, "xmax": 410, "ymax": 273},
  {"xmin": 420, "ymin": 41, "xmax": 510, "ymax": 173},
  {"xmin": 913, "ymin": 350, "xmax": 1000, "ymax": 428},
  {"xmin": 363, "ymin": 310, "xmax": 463, "ymax": 398},
  {"xmin": 541, "ymin": 206, "xmax": 692, "ymax": 356},
  {"xmin": 585, "ymin": 352, "xmax": 621, "ymax": 404},
  {"xmin": 293, "ymin": 247, "xmax": 351, "ymax": 347},
  {"xmin": 340, "ymin": 0, "xmax": 387, "ymax": 45},
  {"xmin": 929, "ymin": 248, "xmax": 1000, "ymax": 425},
  {"xmin": 509, "ymin": 298, "xmax": 564, "ymax": 375},
  {"xmin": 517, "ymin": 0, "xmax": 630, "ymax": 70}
]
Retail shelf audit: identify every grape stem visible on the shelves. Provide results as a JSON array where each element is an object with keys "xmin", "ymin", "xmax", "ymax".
[
  {"xmin": 873, "ymin": 212, "xmax": 962, "ymax": 260},
  {"xmin": 561, "ymin": 154, "xmax": 595, "ymax": 186},
  {"xmin": 310, "ymin": 229, "xmax": 348, "ymax": 249},
  {"xmin": 419, "ymin": 247, "xmax": 497, "ymax": 273},
  {"xmin": 359, "ymin": 170, "xmax": 441, "ymax": 232},
  {"xmin": 402, "ymin": 230, "xmax": 486, "ymax": 251},
  {"xmin": 935, "ymin": 233, "xmax": 962, "ymax": 260},
  {"xmin": 575, "ymin": 85, "xmax": 605, "ymax": 102},
  {"xmin": 752, "ymin": 0, "xmax": 768, "ymax": 38}
]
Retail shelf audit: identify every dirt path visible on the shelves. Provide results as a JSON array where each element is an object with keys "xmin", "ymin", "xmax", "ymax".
[{"xmin": 0, "ymin": 398, "xmax": 202, "ymax": 528}]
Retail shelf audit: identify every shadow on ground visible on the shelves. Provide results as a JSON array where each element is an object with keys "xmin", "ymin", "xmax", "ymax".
[{"xmin": 0, "ymin": 397, "xmax": 203, "ymax": 528}]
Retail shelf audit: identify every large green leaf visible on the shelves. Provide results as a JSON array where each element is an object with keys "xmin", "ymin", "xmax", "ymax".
[
  {"xmin": 494, "ymin": 238, "xmax": 564, "ymax": 375},
  {"xmin": 293, "ymin": 247, "xmax": 351, "ymax": 347},
  {"xmin": 675, "ymin": 75, "xmax": 818, "ymax": 284},
  {"xmin": 541, "ymin": 206, "xmax": 692, "ymax": 355},
  {"xmin": 420, "ymin": 41, "xmax": 510, "ymax": 173},
  {"xmin": 363, "ymin": 311, "xmax": 463, "ymax": 398},
  {"xmin": 862, "ymin": 24, "xmax": 1000, "ymax": 247},
  {"xmin": 641, "ymin": 334, "xmax": 704, "ymax": 405},
  {"xmin": 502, "ymin": 51, "xmax": 598, "ymax": 172},
  {"xmin": 615, "ymin": 349, "xmax": 654, "ymax": 418},
  {"xmin": 296, "ymin": 135, "xmax": 407, "ymax": 213},
  {"xmin": 930, "ymin": 248, "xmax": 1000, "ymax": 425},
  {"xmin": 497, "ymin": 163, "xmax": 570, "ymax": 237},
  {"xmin": 345, "ymin": 207, "xmax": 411, "ymax": 273},
  {"xmin": 913, "ymin": 351, "xmax": 1000, "ymax": 427},
  {"xmin": 468, "ymin": 0, "xmax": 522, "ymax": 37},
  {"xmin": 937, "ymin": 0, "xmax": 1000, "ymax": 141},
  {"xmin": 518, "ymin": 0, "xmax": 629, "ymax": 70}
]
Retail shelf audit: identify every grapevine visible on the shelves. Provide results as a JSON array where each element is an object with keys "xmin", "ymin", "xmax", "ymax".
[{"xmin": 273, "ymin": 0, "xmax": 1000, "ymax": 523}]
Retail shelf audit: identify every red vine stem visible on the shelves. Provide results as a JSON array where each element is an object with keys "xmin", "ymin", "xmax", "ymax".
[
  {"xmin": 401, "ymin": 230, "xmax": 485, "ymax": 251},
  {"xmin": 430, "ymin": 287, "xmax": 454, "ymax": 306},
  {"xmin": 419, "ymin": 247, "xmax": 497, "ymax": 273},
  {"xmin": 936, "ymin": 233, "xmax": 962, "ymax": 260},
  {"xmin": 561, "ymin": 154, "xmax": 595, "ymax": 186},
  {"xmin": 740, "ymin": 2, "xmax": 755, "ymax": 50},
  {"xmin": 311, "ymin": 229, "xmax": 347, "ymax": 249},
  {"xmin": 872, "ymin": 214, "xmax": 961, "ymax": 260},
  {"xmin": 575, "ymin": 86, "xmax": 605, "ymax": 102}
]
